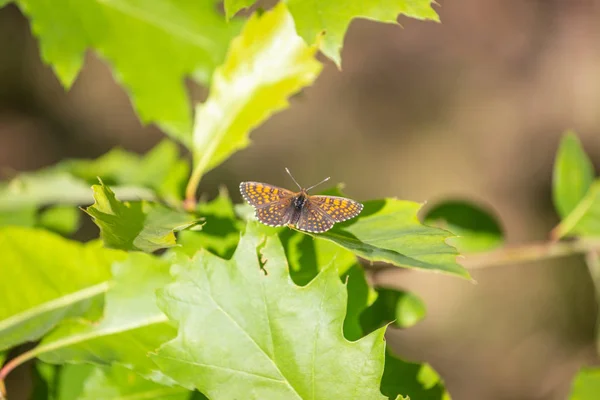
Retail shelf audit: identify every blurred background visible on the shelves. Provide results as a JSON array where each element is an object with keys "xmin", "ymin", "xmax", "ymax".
[{"xmin": 2, "ymin": 0, "xmax": 600, "ymax": 399}]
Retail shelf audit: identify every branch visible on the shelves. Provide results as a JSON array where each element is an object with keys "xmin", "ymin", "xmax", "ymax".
[{"xmin": 462, "ymin": 239, "xmax": 600, "ymax": 269}]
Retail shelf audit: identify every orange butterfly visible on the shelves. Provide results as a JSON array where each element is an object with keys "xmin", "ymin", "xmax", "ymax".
[{"xmin": 240, "ymin": 168, "xmax": 363, "ymax": 233}]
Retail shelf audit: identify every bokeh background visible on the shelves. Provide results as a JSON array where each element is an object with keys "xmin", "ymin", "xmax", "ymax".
[{"xmin": 2, "ymin": 0, "xmax": 600, "ymax": 399}]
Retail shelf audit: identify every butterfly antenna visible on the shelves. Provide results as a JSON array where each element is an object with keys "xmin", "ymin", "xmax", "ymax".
[
  {"xmin": 306, "ymin": 176, "xmax": 330, "ymax": 192},
  {"xmin": 285, "ymin": 167, "xmax": 303, "ymax": 190}
]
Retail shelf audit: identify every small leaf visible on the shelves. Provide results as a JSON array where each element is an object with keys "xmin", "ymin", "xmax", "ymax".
[
  {"xmin": 423, "ymin": 200, "xmax": 504, "ymax": 253},
  {"xmin": 360, "ymin": 289, "xmax": 426, "ymax": 332},
  {"xmin": 37, "ymin": 206, "xmax": 80, "ymax": 236},
  {"xmin": 80, "ymin": 365, "xmax": 190, "ymax": 400},
  {"xmin": 343, "ymin": 265, "xmax": 378, "ymax": 341},
  {"xmin": 35, "ymin": 252, "xmax": 177, "ymax": 384},
  {"xmin": 152, "ymin": 222, "xmax": 390, "ymax": 398},
  {"xmin": 553, "ymin": 131, "xmax": 595, "ymax": 218},
  {"xmin": 55, "ymin": 364, "xmax": 95, "ymax": 400},
  {"xmin": 0, "ymin": 207, "xmax": 36, "ymax": 227},
  {"xmin": 85, "ymin": 181, "xmax": 200, "ymax": 253},
  {"xmin": 177, "ymin": 188, "xmax": 244, "ymax": 258},
  {"xmin": 0, "ymin": 227, "xmax": 124, "ymax": 351},
  {"xmin": 11, "ymin": 0, "xmax": 242, "ymax": 140},
  {"xmin": 569, "ymin": 367, "xmax": 600, "ymax": 400},
  {"xmin": 190, "ymin": 3, "xmax": 322, "ymax": 185},
  {"xmin": 287, "ymin": 0, "xmax": 439, "ymax": 66},
  {"xmin": 310, "ymin": 198, "xmax": 469, "ymax": 279},
  {"xmin": 552, "ymin": 180, "xmax": 600, "ymax": 239},
  {"xmin": 381, "ymin": 353, "xmax": 450, "ymax": 400}
]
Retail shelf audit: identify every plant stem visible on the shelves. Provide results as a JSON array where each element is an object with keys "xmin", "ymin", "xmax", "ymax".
[{"xmin": 463, "ymin": 239, "xmax": 600, "ymax": 269}]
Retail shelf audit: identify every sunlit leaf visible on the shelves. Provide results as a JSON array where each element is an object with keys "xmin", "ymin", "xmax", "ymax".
[
  {"xmin": 34, "ymin": 252, "xmax": 177, "ymax": 385},
  {"xmin": 569, "ymin": 367, "xmax": 600, "ymax": 400},
  {"xmin": 85, "ymin": 181, "xmax": 200, "ymax": 253},
  {"xmin": 152, "ymin": 222, "xmax": 390, "ymax": 398},
  {"xmin": 423, "ymin": 200, "xmax": 503, "ymax": 253},
  {"xmin": 287, "ymin": 0, "xmax": 439, "ymax": 66},
  {"xmin": 552, "ymin": 181, "xmax": 600, "ymax": 239},
  {"xmin": 80, "ymin": 365, "xmax": 190, "ymax": 400},
  {"xmin": 55, "ymin": 364, "xmax": 95, "ymax": 400},
  {"xmin": 190, "ymin": 3, "xmax": 322, "ymax": 186},
  {"xmin": 381, "ymin": 353, "xmax": 450, "ymax": 400},
  {"xmin": 553, "ymin": 131, "xmax": 595, "ymax": 219},
  {"xmin": 0, "ymin": 227, "xmax": 124, "ymax": 351},
  {"xmin": 7, "ymin": 0, "xmax": 242, "ymax": 140}
]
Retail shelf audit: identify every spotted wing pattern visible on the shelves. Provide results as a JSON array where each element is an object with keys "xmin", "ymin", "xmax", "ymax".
[
  {"xmin": 254, "ymin": 197, "xmax": 294, "ymax": 227},
  {"xmin": 309, "ymin": 195, "xmax": 364, "ymax": 222},
  {"xmin": 296, "ymin": 201, "xmax": 335, "ymax": 233},
  {"xmin": 240, "ymin": 182, "xmax": 294, "ymax": 208}
]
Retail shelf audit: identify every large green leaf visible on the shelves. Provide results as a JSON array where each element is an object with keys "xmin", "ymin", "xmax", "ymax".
[
  {"xmin": 0, "ymin": 227, "xmax": 124, "ymax": 351},
  {"xmin": 189, "ymin": 3, "xmax": 322, "ymax": 188},
  {"xmin": 553, "ymin": 131, "xmax": 595, "ymax": 219},
  {"xmin": 80, "ymin": 365, "xmax": 190, "ymax": 400},
  {"xmin": 307, "ymin": 198, "xmax": 469, "ymax": 279},
  {"xmin": 423, "ymin": 200, "xmax": 504, "ymax": 254},
  {"xmin": 552, "ymin": 180, "xmax": 600, "ymax": 239},
  {"xmin": 152, "ymin": 222, "xmax": 390, "ymax": 399},
  {"xmin": 569, "ymin": 367, "xmax": 600, "ymax": 400},
  {"xmin": 224, "ymin": 1, "xmax": 438, "ymax": 66},
  {"xmin": 8, "ymin": 0, "xmax": 241, "ymax": 140},
  {"xmin": 30, "ymin": 253, "xmax": 177, "ymax": 384},
  {"xmin": 85, "ymin": 182, "xmax": 200, "ymax": 253}
]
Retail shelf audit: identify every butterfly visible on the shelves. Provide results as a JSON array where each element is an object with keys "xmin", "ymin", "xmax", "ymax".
[{"xmin": 240, "ymin": 168, "xmax": 363, "ymax": 233}]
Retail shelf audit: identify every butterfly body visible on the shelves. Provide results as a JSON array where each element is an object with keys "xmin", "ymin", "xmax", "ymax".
[{"xmin": 240, "ymin": 180, "xmax": 363, "ymax": 233}]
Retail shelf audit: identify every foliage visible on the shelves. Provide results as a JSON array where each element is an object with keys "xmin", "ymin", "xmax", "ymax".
[{"xmin": 3, "ymin": 0, "xmax": 600, "ymax": 398}]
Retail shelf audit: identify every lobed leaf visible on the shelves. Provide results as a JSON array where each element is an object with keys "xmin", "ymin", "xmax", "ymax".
[
  {"xmin": 553, "ymin": 131, "xmax": 595, "ymax": 219},
  {"xmin": 152, "ymin": 222, "xmax": 390, "ymax": 399},
  {"xmin": 6, "ymin": 0, "xmax": 241, "ymax": 140},
  {"xmin": 190, "ymin": 3, "xmax": 322, "ymax": 185},
  {"xmin": 85, "ymin": 181, "xmax": 201, "ymax": 253},
  {"xmin": 34, "ymin": 252, "xmax": 177, "ymax": 384},
  {"xmin": 0, "ymin": 227, "xmax": 125, "ymax": 351},
  {"xmin": 423, "ymin": 199, "xmax": 504, "ymax": 254}
]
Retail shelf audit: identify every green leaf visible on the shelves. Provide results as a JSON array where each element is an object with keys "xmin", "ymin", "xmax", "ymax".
[
  {"xmin": 0, "ymin": 170, "xmax": 154, "ymax": 212},
  {"xmin": 10, "ymin": 0, "xmax": 242, "ymax": 140},
  {"xmin": 37, "ymin": 206, "xmax": 80, "ymax": 236},
  {"xmin": 85, "ymin": 181, "xmax": 200, "ymax": 253},
  {"xmin": 286, "ymin": 0, "xmax": 439, "ymax": 66},
  {"xmin": 343, "ymin": 265, "xmax": 378, "ymax": 341},
  {"xmin": 423, "ymin": 200, "xmax": 504, "ymax": 253},
  {"xmin": 553, "ymin": 131, "xmax": 595, "ymax": 219},
  {"xmin": 34, "ymin": 252, "xmax": 177, "ymax": 384},
  {"xmin": 0, "ymin": 227, "xmax": 124, "ymax": 351},
  {"xmin": 361, "ymin": 289, "xmax": 426, "ymax": 332},
  {"xmin": 552, "ymin": 180, "xmax": 600, "ymax": 239},
  {"xmin": 569, "ymin": 367, "xmax": 600, "ymax": 400},
  {"xmin": 189, "ymin": 3, "xmax": 322, "ymax": 186},
  {"xmin": 308, "ymin": 198, "xmax": 469, "ymax": 279},
  {"xmin": 64, "ymin": 140, "xmax": 190, "ymax": 204},
  {"xmin": 177, "ymin": 188, "xmax": 243, "ymax": 259},
  {"xmin": 381, "ymin": 353, "xmax": 450, "ymax": 400},
  {"xmin": 152, "ymin": 222, "xmax": 389, "ymax": 398},
  {"xmin": 395, "ymin": 292, "xmax": 426, "ymax": 328},
  {"xmin": 80, "ymin": 365, "xmax": 190, "ymax": 400}
]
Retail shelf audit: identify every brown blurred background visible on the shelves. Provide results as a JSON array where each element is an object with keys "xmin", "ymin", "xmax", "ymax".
[{"xmin": 2, "ymin": 0, "xmax": 600, "ymax": 399}]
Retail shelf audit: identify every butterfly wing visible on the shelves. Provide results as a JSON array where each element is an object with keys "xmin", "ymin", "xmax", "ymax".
[
  {"xmin": 240, "ymin": 182, "xmax": 294, "ymax": 209},
  {"xmin": 309, "ymin": 195, "xmax": 363, "ymax": 222},
  {"xmin": 295, "ymin": 200, "xmax": 335, "ymax": 233},
  {"xmin": 255, "ymin": 197, "xmax": 294, "ymax": 227}
]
